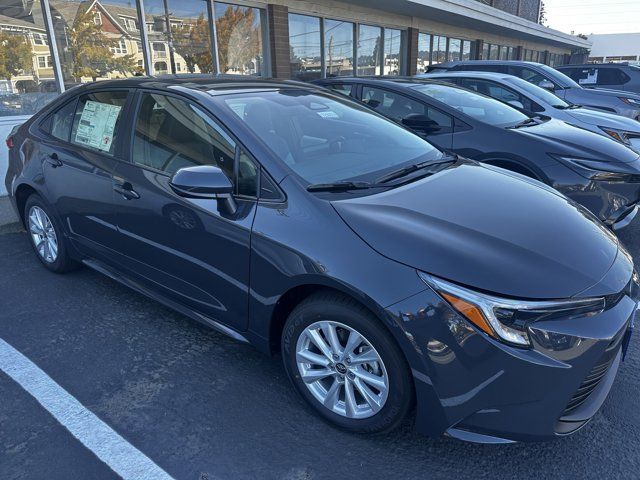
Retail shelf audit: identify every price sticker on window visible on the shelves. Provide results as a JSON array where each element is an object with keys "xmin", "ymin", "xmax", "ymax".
[{"xmin": 74, "ymin": 101, "xmax": 122, "ymax": 152}]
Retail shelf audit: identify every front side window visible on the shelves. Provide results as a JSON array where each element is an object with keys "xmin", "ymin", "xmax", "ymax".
[
  {"xmin": 459, "ymin": 79, "xmax": 529, "ymax": 109},
  {"xmin": 328, "ymin": 84, "xmax": 354, "ymax": 96},
  {"xmin": 221, "ymin": 89, "xmax": 441, "ymax": 186},
  {"xmin": 361, "ymin": 86, "xmax": 453, "ymax": 131},
  {"xmin": 411, "ymin": 83, "xmax": 528, "ymax": 127},
  {"xmin": 70, "ymin": 91, "xmax": 128, "ymax": 155},
  {"xmin": 508, "ymin": 77, "xmax": 569, "ymax": 108}
]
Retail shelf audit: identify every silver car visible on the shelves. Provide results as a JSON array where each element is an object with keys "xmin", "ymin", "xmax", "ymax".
[
  {"xmin": 428, "ymin": 61, "xmax": 640, "ymax": 121},
  {"xmin": 420, "ymin": 71, "xmax": 640, "ymax": 153}
]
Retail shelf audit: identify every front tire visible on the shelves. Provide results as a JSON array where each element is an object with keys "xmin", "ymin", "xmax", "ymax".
[
  {"xmin": 282, "ymin": 292, "xmax": 413, "ymax": 434},
  {"xmin": 24, "ymin": 194, "xmax": 78, "ymax": 273}
]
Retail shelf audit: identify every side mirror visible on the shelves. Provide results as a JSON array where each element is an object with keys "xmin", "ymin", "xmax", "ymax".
[
  {"xmin": 169, "ymin": 165, "xmax": 237, "ymax": 214},
  {"xmin": 538, "ymin": 79, "xmax": 555, "ymax": 91},
  {"xmin": 507, "ymin": 100, "xmax": 525, "ymax": 109},
  {"xmin": 401, "ymin": 113, "xmax": 441, "ymax": 134}
]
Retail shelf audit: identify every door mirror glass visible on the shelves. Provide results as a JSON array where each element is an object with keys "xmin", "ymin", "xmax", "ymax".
[
  {"xmin": 169, "ymin": 165, "xmax": 233, "ymax": 199},
  {"xmin": 401, "ymin": 113, "xmax": 441, "ymax": 134},
  {"xmin": 538, "ymin": 79, "xmax": 555, "ymax": 91},
  {"xmin": 507, "ymin": 100, "xmax": 525, "ymax": 109}
]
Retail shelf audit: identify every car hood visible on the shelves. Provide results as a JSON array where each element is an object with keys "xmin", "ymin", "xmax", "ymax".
[
  {"xmin": 565, "ymin": 107, "xmax": 640, "ymax": 130},
  {"xmin": 333, "ymin": 162, "xmax": 620, "ymax": 300},
  {"xmin": 514, "ymin": 119, "xmax": 640, "ymax": 163}
]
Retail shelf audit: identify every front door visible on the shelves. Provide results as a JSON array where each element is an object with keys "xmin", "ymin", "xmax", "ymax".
[
  {"xmin": 38, "ymin": 90, "xmax": 131, "ymax": 261},
  {"xmin": 111, "ymin": 91, "xmax": 258, "ymax": 331}
]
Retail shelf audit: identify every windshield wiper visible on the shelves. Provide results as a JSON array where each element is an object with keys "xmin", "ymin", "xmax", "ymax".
[
  {"xmin": 306, "ymin": 181, "xmax": 373, "ymax": 192},
  {"xmin": 507, "ymin": 118, "xmax": 538, "ymax": 129},
  {"xmin": 376, "ymin": 155, "xmax": 458, "ymax": 184}
]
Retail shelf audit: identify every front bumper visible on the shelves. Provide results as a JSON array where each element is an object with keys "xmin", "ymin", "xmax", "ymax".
[{"xmin": 385, "ymin": 271, "xmax": 638, "ymax": 443}]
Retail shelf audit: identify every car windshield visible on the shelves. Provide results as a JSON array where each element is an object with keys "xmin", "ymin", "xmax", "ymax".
[
  {"xmin": 410, "ymin": 83, "xmax": 529, "ymax": 126},
  {"xmin": 507, "ymin": 76, "xmax": 570, "ymax": 108},
  {"xmin": 537, "ymin": 64, "xmax": 581, "ymax": 89},
  {"xmin": 219, "ymin": 89, "xmax": 442, "ymax": 185}
]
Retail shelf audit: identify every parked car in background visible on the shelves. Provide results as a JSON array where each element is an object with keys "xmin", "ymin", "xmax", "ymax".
[
  {"xmin": 314, "ymin": 77, "xmax": 640, "ymax": 228},
  {"xmin": 558, "ymin": 63, "xmax": 640, "ymax": 95},
  {"xmin": 418, "ymin": 71, "xmax": 640, "ymax": 153},
  {"xmin": 428, "ymin": 61, "xmax": 640, "ymax": 121},
  {"xmin": 6, "ymin": 76, "xmax": 638, "ymax": 443}
]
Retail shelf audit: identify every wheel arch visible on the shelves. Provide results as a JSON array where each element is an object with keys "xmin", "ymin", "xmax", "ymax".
[
  {"xmin": 479, "ymin": 155, "xmax": 548, "ymax": 183},
  {"xmin": 13, "ymin": 183, "xmax": 39, "ymax": 228}
]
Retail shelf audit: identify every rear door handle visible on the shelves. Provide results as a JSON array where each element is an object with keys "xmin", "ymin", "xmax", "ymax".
[
  {"xmin": 45, "ymin": 153, "xmax": 63, "ymax": 168},
  {"xmin": 113, "ymin": 182, "xmax": 140, "ymax": 200}
]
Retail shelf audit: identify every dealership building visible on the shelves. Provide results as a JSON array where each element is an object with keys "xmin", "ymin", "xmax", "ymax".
[{"xmin": 0, "ymin": 0, "xmax": 591, "ymax": 196}]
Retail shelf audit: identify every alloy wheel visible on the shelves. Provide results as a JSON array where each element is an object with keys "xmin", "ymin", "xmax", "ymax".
[
  {"xmin": 28, "ymin": 206, "xmax": 58, "ymax": 263},
  {"xmin": 295, "ymin": 320, "xmax": 389, "ymax": 419}
]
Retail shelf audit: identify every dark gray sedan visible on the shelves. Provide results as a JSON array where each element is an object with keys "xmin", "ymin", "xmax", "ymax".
[
  {"xmin": 315, "ymin": 76, "xmax": 640, "ymax": 229},
  {"xmin": 5, "ymin": 76, "xmax": 638, "ymax": 443}
]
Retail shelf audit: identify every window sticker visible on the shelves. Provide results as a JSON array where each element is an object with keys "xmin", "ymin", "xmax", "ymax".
[
  {"xmin": 74, "ymin": 101, "xmax": 122, "ymax": 152},
  {"xmin": 316, "ymin": 110, "xmax": 339, "ymax": 119}
]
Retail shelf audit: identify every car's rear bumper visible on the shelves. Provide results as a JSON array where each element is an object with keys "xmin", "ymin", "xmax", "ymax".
[{"xmin": 385, "ymin": 271, "xmax": 638, "ymax": 443}]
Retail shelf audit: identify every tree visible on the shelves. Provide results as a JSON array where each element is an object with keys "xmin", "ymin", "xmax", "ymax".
[
  {"xmin": 216, "ymin": 6, "xmax": 260, "ymax": 74},
  {"xmin": 0, "ymin": 31, "xmax": 32, "ymax": 81},
  {"xmin": 172, "ymin": 14, "xmax": 212, "ymax": 74},
  {"xmin": 67, "ymin": 7, "xmax": 136, "ymax": 81}
]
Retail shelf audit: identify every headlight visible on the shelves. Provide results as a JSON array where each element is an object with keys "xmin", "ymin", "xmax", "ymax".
[
  {"xmin": 419, "ymin": 272, "xmax": 605, "ymax": 348},
  {"xmin": 599, "ymin": 126, "xmax": 631, "ymax": 145},
  {"xmin": 620, "ymin": 97, "xmax": 640, "ymax": 107},
  {"xmin": 551, "ymin": 155, "xmax": 638, "ymax": 181}
]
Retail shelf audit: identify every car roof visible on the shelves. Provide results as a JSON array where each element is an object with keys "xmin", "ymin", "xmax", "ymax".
[
  {"xmin": 558, "ymin": 63, "xmax": 631, "ymax": 68},
  {"xmin": 317, "ymin": 76, "xmax": 458, "ymax": 89},
  {"xmin": 423, "ymin": 71, "xmax": 515, "ymax": 81},
  {"xmin": 69, "ymin": 74, "xmax": 319, "ymax": 95},
  {"xmin": 432, "ymin": 60, "xmax": 547, "ymax": 69}
]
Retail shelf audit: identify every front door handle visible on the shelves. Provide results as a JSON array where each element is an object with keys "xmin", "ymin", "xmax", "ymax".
[
  {"xmin": 113, "ymin": 182, "xmax": 140, "ymax": 200},
  {"xmin": 45, "ymin": 153, "xmax": 63, "ymax": 168}
]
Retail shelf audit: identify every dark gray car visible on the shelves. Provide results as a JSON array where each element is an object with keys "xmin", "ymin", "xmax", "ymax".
[
  {"xmin": 5, "ymin": 76, "xmax": 638, "ymax": 443},
  {"xmin": 315, "ymin": 77, "xmax": 640, "ymax": 229},
  {"xmin": 429, "ymin": 61, "xmax": 640, "ymax": 121},
  {"xmin": 559, "ymin": 63, "xmax": 640, "ymax": 95},
  {"xmin": 419, "ymin": 71, "xmax": 640, "ymax": 153}
]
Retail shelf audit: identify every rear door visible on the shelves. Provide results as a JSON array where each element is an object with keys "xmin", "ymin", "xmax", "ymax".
[
  {"xmin": 37, "ymin": 90, "xmax": 131, "ymax": 260},
  {"xmin": 111, "ymin": 90, "xmax": 258, "ymax": 331},
  {"xmin": 359, "ymin": 85, "xmax": 454, "ymax": 150}
]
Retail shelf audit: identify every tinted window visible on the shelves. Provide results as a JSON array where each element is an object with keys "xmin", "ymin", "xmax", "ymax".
[
  {"xmin": 328, "ymin": 84, "xmax": 354, "ymax": 96},
  {"xmin": 221, "ymin": 89, "xmax": 441, "ymax": 185},
  {"xmin": 361, "ymin": 86, "xmax": 452, "ymax": 129},
  {"xmin": 46, "ymin": 99, "xmax": 77, "ymax": 142},
  {"xmin": 133, "ymin": 93, "xmax": 258, "ymax": 197},
  {"xmin": 411, "ymin": 83, "xmax": 528, "ymax": 126},
  {"xmin": 70, "ymin": 91, "xmax": 128, "ymax": 155},
  {"xmin": 597, "ymin": 68, "xmax": 629, "ymax": 86}
]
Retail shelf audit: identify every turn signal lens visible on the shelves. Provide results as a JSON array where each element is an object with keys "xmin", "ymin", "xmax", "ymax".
[{"xmin": 440, "ymin": 292, "xmax": 495, "ymax": 338}]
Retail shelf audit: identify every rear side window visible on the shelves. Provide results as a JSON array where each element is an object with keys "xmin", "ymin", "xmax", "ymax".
[
  {"xmin": 70, "ymin": 91, "xmax": 128, "ymax": 155},
  {"xmin": 596, "ymin": 68, "xmax": 630, "ymax": 86},
  {"xmin": 43, "ymin": 99, "xmax": 77, "ymax": 142}
]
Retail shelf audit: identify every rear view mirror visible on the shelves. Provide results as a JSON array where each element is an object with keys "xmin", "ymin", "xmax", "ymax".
[
  {"xmin": 507, "ymin": 100, "xmax": 525, "ymax": 109},
  {"xmin": 169, "ymin": 165, "xmax": 237, "ymax": 213},
  {"xmin": 401, "ymin": 113, "xmax": 441, "ymax": 134},
  {"xmin": 538, "ymin": 79, "xmax": 555, "ymax": 91}
]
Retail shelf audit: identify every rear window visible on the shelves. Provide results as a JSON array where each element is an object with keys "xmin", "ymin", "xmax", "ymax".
[{"xmin": 70, "ymin": 91, "xmax": 128, "ymax": 155}]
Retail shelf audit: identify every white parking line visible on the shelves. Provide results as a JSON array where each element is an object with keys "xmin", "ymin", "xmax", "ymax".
[{"xmin": 0, "ymin": 338, "xmax": 175, "ymax": 480}]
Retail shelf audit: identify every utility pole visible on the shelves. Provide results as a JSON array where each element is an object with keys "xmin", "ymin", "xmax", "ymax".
[{"xmin": 162, "ymin": 0, "xmax": 177, "ymax": 74}]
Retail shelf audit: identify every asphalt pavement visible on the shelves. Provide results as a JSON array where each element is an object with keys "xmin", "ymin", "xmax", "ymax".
[{"xmin": 1, "ymin": 221, "xmax": 639, "ymax": 480}]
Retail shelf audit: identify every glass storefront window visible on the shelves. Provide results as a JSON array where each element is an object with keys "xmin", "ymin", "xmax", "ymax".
[
  {"xmin": 482, "ymin": 42, "xmax": 490, "ymax": 60},
  {"xmin": 499, "ymin": 45, "xmax": 508, "ymax": 60},
  {"xmin": 289, "ymin": 14, "xmax": 321, "ymax": 81},
  {"xmin": 215, "ymin": 3, "xmax": 263, "ymax": 75},
  {"xmin": 448, "ymin": 38, "xmax": 461, "ymax": 62},
  {"xmin": 417, "ymin": 33, "xmax": 431, "ymax": 72},
  {"xmin": 141, "ymin": 0, "xmax": 211, "ymax": 75},
  {"xmin": 431, "ymin": 35, "xmax": 446, "ymax": 64},
  {"xmin": 0, "ymin": 1, "xmax": 56, "ymax": 115},
  {"xmin": 324, "ymin": 19, "xmax": 353, "ymax": 77},
  {"xmin": 49, "ymin": 0, "xmax": 144, "ymax": 84},
  {"xmin": 461, "ymin": 40, "xmax": 472, "ymax": 61},
  {"xmin": 489, "ymin": 44, "xmax": 499, "ymax": 60},
  {"xmin": 357, "ymin": 25, "xmax": 381, "ymax": 76},
  {"xmin": 383, "ymin": 28, "xmax": 402, "ymax": 75}
]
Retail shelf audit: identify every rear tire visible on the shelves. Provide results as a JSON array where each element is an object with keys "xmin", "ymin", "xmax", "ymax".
[
  {"xmin": 24, "ymin": 194, "xmax": 79, "ymax": 273},
  {"xmin": 282, "ymin": 291, "xmax": 413, "ymax": 434}
]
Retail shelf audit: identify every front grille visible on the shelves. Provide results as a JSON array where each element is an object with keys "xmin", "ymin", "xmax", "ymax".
[
  {"xmin": 562, "ymin": 327, "xmax": 626, "ymax": 416},
  {"xmin": 563, "ymin": 358, "xmax": 613, "ymax": 414}
]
